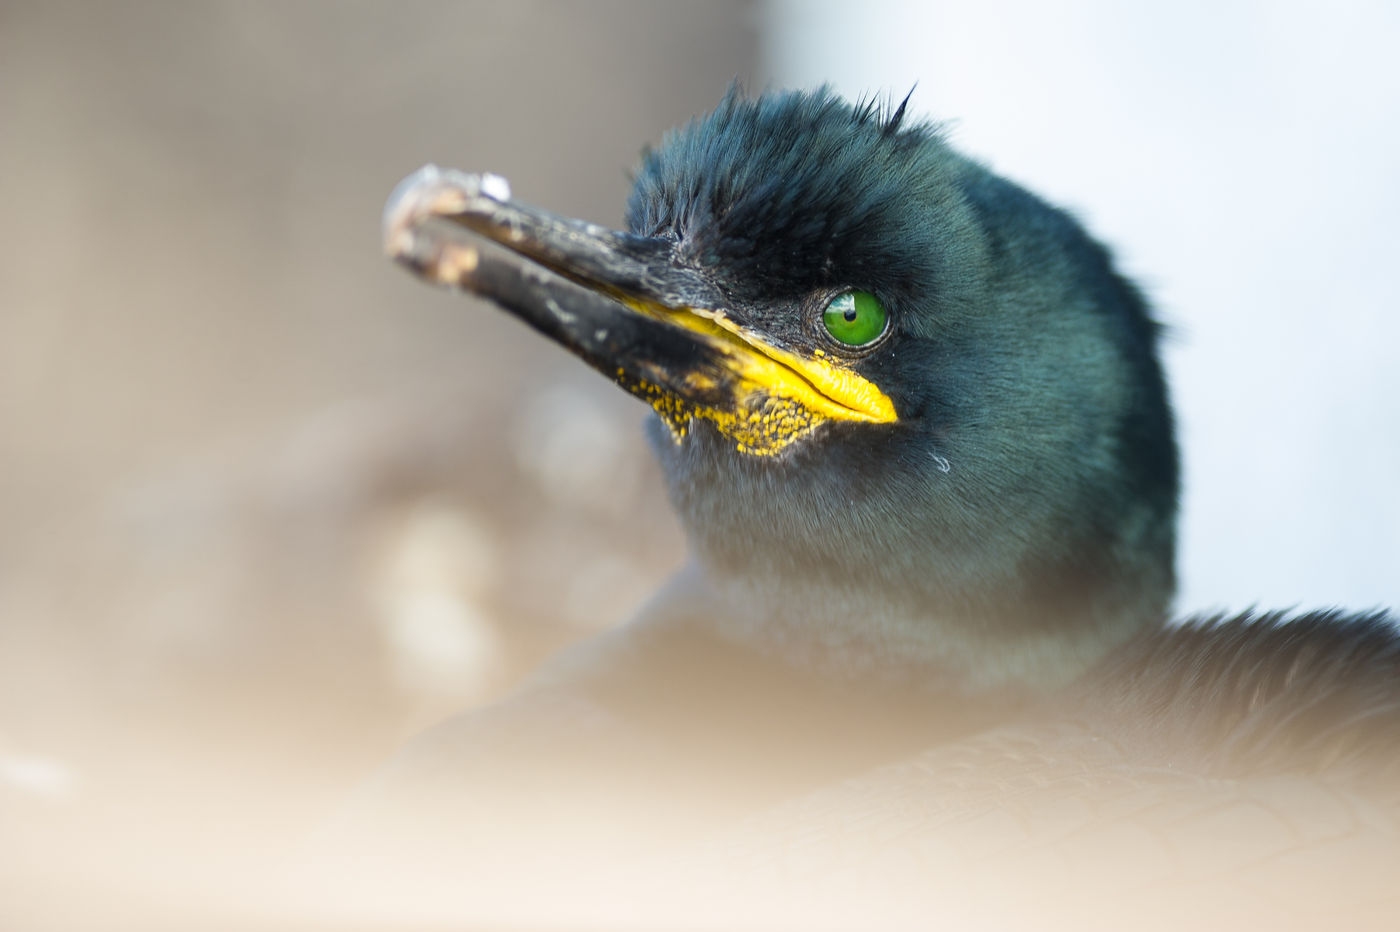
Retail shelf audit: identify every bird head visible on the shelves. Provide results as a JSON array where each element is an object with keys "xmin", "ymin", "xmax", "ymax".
[{"xmin": 384, "ymin": 87, "xmax": 1178, "ymax": 692}]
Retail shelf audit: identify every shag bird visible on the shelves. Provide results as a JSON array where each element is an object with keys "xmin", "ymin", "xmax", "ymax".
[{"xmin": 340, "ymin": 88, "xmax": 1399, "ymax": 928}]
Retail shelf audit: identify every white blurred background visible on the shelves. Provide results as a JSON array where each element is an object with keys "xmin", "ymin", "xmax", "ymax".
[
  {"xmin": 768, "ymin": 0, "xmax": 1400, "ymax": 615},
  {"xmin": 2, "ymin": 1, "xmax": 1395, "ymax": 926}
]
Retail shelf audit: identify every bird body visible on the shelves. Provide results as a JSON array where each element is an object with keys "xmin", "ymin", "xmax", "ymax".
[{"xmin": 321, "ymin": 87, "xmax": 1400, "ymax": 928}]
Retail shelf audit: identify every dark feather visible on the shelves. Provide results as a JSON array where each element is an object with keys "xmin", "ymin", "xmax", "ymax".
[{"xmin": 1076, "ymin": 609, "xmax": 1400, "ymax": 791}]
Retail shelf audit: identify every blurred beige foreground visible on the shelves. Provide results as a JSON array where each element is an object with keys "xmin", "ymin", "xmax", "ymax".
[{"xmin": 1, "ymin": 2, "xmax": 753, "ymax": 926}]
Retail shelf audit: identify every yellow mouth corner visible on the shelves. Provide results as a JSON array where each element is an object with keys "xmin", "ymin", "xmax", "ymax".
[{"xmin": 617, "ymin": 297, "xmax": 898, "ymax": 456}]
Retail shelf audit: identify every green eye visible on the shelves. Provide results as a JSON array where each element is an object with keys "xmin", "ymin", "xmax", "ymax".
[{"xmin": 822, "ymin": 290, "xmax": 888, "ymax": 346}]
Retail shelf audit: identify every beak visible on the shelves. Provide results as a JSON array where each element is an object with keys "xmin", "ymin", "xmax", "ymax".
[{"xmin": 382, "ymin": 166, "xmax": 896, "ymax": 456}]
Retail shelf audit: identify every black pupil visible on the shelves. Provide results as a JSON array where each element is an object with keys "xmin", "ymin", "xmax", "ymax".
[{"xmin": 843, "ymin": 307, "xmax": 858, "ymax": 322}]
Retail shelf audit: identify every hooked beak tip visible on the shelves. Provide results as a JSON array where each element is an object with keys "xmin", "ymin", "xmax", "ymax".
[
  {"xmin": 383, "ymin": 166, "xmax": 517, "ymax": 286},
  {"xmin": 382, "ymin": 165, "xmax": 513, "ymax": 261}
]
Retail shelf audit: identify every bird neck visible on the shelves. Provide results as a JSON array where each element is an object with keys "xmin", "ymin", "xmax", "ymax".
[
  {"xmin": 690, "ymin": 559, "xmax": 1144, "ymax": 696},
  {"xmin": 651, "ymin": 424, "xmax": 1170, "ymax": 699}
]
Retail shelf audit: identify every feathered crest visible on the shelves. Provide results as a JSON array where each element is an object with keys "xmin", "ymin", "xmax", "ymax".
[
  {"xmin": 852, "ymin": 85, "xmax": 917, "ymax": 136},
  {"xmin": 625, "ymin": 85, "xmax": 954, "ymax": 301}
]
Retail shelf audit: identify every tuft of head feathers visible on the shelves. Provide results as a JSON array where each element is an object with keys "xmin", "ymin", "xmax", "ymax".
[
  {"xmin": 626, "ymin": 86, "xmax": 959, "ymax": 304},
  {"xmin": 850, "ymin": 86, "xmax": 916, "ymax": 136}
]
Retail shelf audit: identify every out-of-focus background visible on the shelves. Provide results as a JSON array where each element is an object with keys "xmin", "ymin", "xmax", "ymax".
[
  {"xmin": 2, "ymin": 2, "xmax": 750, "ymax": 925},
  {"xmin": 3, "ymin": 1, "xmax": 1396, "ymax": 926}
]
